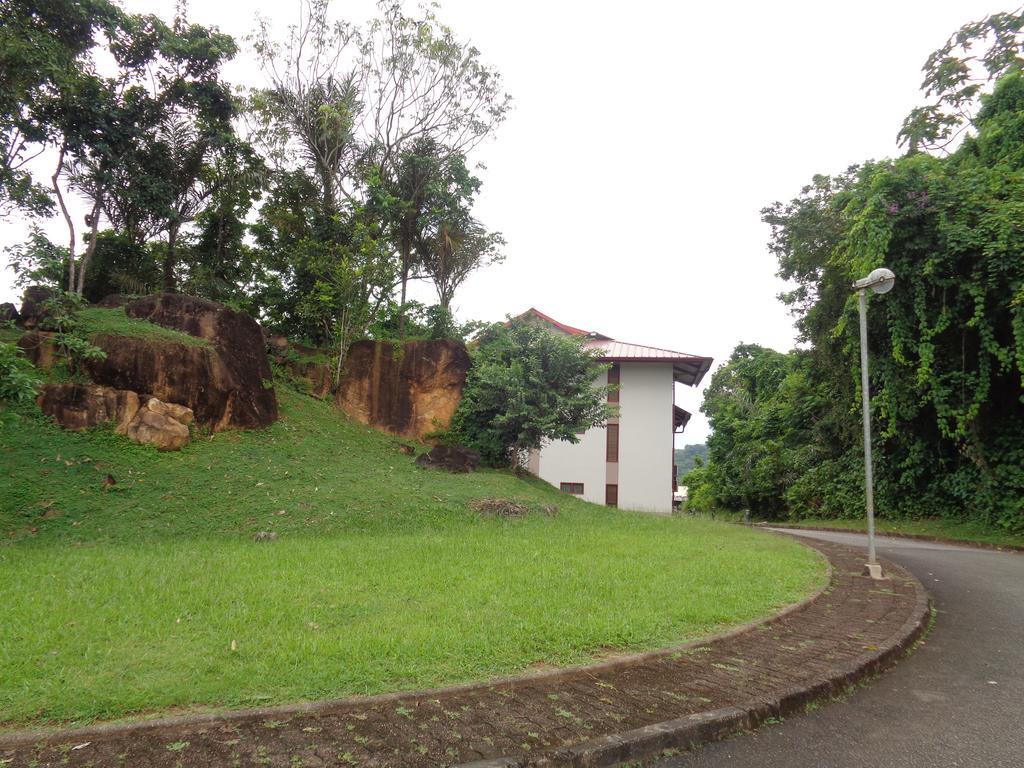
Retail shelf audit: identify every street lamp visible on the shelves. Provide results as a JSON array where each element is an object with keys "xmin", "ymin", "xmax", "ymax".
[{"xmin": 852, "ymin": 267, "xmax": 895, "ymax": 580}]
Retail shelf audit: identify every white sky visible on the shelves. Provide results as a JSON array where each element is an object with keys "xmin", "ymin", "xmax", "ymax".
[{"xmin": 0, "ymin": 0, "xmax": 1007, "ymax": 444}]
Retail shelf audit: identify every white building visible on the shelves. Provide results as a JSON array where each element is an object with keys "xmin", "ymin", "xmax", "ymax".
[{"xmin": 521, "ymin": 309, "xmax": 712, "ymax": 514}]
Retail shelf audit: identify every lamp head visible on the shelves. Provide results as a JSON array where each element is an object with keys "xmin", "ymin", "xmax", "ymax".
[{"xmin": 853, "ymin": 267, "xmax": 895, "ymax": 294}]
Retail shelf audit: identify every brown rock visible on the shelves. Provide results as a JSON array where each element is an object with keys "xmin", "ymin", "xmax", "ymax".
[
  {"xmin": 124, "ymin": 398, "xmax": 190, "ymax": 451},
  {"xmin": 335, "ymin": 340, "xmax": 470, "ymax": 441},
  {"xmin": 0, "ymin": 302, "xmax": 18, "ymax": 323},
  {"xmin": 161, "ymin": 401, "xmax": 194, "ymax": 426},
  {"xmin": 37, "ymin": 383, "xmax": 140, "ymax": 432},
  {"xmin": 83, "ymin": 335, "xmax": 217, "ymax": 421},
  {"xmin": 124, "ymin": 294, "xmax": 277, "ymax": 428},
  {"xmin": 95, "ymin": 294, "xmax": 136, "ymax": 308},
  {"xmin": 16, "ymin": 331, "xmax": 58, "ymax": 372},
  {"xmin": 266, "ymin": 335, "xmax": 290, "ymax": 356},
  {"xmin": 83, "ymin": 294, "xmax": 278, "ymax": 431},
  {"xmin": 414, "ymin": 444, "xmax": 481, "ymax": 473},
  {"xmin": 19, "ymin": 285, "xmax": 55, "ymax": 329}
]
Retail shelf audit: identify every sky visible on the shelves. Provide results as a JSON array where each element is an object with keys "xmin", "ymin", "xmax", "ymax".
[{"xmin": 0, "ymin": 0, "xmax": 1009, "ymax": 444}]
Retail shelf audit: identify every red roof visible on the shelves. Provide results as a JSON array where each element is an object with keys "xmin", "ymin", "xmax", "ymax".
[
  {"xmin": 515, "ymin": 309, "xmax": 713, "ymax": 386},
  {"xmin": 517, "ymin": 308, "xmax": 591, "ymax": 336}
]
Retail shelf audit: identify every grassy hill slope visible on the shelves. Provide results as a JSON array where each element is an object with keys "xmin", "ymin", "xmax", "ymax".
[{"xmin": 0, "ymin": 376, "xmax": 824, "ymax": 727}]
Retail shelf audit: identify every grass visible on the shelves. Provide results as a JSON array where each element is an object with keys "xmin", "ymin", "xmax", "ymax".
[
  {"xmin": 774, "ymin": 516, "xmax": 1024, "ymax": 549},
  {"xmin": 0, "ymin": 324, "xmax": 22, "ymax": 344},
  {"xmin": 0, "ymin": 387, "xmax": 825, "ymax": 727},
  {"xmin": 78, "ymin": 307, "xmax": 210, "ymax": 347}
]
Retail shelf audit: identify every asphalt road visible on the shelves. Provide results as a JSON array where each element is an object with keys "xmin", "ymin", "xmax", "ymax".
[{"xmin": 649, "ymin": 530, "xmax": 1024, "ymax": 768}]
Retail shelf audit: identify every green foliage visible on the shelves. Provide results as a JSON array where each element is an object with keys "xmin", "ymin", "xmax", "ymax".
[
  {"xmin": 367, "ymin": 300, "xmax": 486, "ymax": 343},
  {"xmin": 0, "ymin": 387, "xmax": 823, "ymax": 724},
  {"xmin": 694, "ymin": 345, "xmax": 805, "ymax": 517},
  {"xmin": 449, "ymin": 322, "xmax": 615, "ymax": 466},
  {"xmin": 39, "ymin": 292, "xmax": 107, "ymax": 374},
  {"xmin": 5, "ymin": 227, "xmax": 67, "ymax": 289},
  {"xmin": 0, "ymin": 342, "xmax": 41, "ymax": 425},
  {"xmin": 0, "ymin": 0, "xmax": 123, "ymax": 215},
  {"xmin": 699, "ymin": 14, "xmax": 1024, "ymax": 534},
  {"xmin": 674, "ymin": 444, "xmax": 708, "ymax": 479},
  {"xmin": 899, "ymin": 10, "xmax": 1024, "ymax": 152},
  {"xmin": 250, "ymin": 168, "xmax": 396, "ymax": 347},
  {"xmin": 80, "ymin": 231, "xmax": 161, "ymax": 302}
]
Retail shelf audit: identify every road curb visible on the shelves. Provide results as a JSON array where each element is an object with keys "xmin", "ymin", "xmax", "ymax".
[
  {"xmin": 763, "ymin": 523, "xmax": 1023, "ymax": 553},
  {"xmin": 455, "ymin": 546, "xmax": 932, "ymax": 768}
]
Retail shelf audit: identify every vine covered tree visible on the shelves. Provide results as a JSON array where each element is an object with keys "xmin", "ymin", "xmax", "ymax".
[{"xmin": 692, "ymin": 10, "xmax": 1024, "ymax": 533}]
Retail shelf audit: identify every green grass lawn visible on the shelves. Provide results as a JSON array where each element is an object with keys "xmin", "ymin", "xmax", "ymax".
[
  {"xmin": 0, "ymin": 387, "xmax": 824, "ymax": 728},
  {"xmin": 79, "ymin": 307, "xmax": 210, "ymax": 347},
  {"xmin": 774, "ymin": 516, "xmax": 1024, "ymax": 548}
]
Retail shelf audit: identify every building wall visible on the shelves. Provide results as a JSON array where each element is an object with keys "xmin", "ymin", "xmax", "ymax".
[
  {"xmin": 617, "ymin": 363, "xmax": 674, "ymax": 513},
  {"xmin": 536, "ymin": 374, "xmax": 608, "ymax": 507},
  {"xmin": 536, "ymin": 364, "xmax": 674, "ymax": 513}
]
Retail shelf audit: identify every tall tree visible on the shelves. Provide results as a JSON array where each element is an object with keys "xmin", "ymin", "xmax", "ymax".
[
  {"xmin": 423, "ymin": 219, "xmax": 504, "ymax": 310},
  {"xmin": 254, "ymin": 0, "xmax": 511, "ymax": 334},
  {"xmin": 0, "ymin": 0, "xmax": 122, "ymax": 216}
]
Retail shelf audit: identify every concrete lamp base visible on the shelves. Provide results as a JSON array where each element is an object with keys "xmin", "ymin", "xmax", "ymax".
[{"xmin": 863, "ymin": 562, "xmax": 887, "ymax": 580}]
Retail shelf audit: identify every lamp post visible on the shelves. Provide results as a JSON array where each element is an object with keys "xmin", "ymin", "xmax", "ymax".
[{"xmin": 851, "ymin": 267, "xmax": 895, "ymax": 580}]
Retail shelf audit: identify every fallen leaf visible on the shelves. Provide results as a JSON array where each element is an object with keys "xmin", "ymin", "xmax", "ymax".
[{"xmin": 71, "ymin": 742, "xmax": 91, "ymax": 750}]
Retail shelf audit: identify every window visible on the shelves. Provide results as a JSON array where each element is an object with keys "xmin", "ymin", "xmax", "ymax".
[
  {"xmin": 606, "ymin": 423, "xmax": 619, "ymax": 463},
  {"xmin": 560, "ymin": 482, "xmax": 584, "ymax": 495},
  {"xmin": 605, "ymin": 484, "xmax": 618, "ymax": 507},
  {"xmin": 607, "ymin": 364, "xmax": 620, "ymax": 403}
]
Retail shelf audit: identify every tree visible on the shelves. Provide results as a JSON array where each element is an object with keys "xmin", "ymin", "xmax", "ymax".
[
  {"xmin": 254, "ymin": 0, "xmax": 511, "ymax": 335},
  {"xmin": 423, "ymin": 218, "xmax": 504, "ymax": 311},
  {"xmin": 448, "ymin": 321, "xmax": 615, "ymax": 466},
  {"xmin": 899, "ymin": 10, "xmax": 1024, "ymax": 153},
  {"xmin": 695, "ymin": 10, "xmax": 1024, "ymax": 532},
  {"xmin": 369, "ymin": 138, "xmax": 501, "ymax": 323},
  {"xmin": 75, "ymin": 7, "xmax": 241, "ymax": 292},
  {"xmin": 250, "ymin": 168, "xmax": 395, "ymax": 356},
  {"xmin": 357, "ymin": 1, "xmax": 510, "ymax": 331},
  {"xmin": 0, "ymin": 0, "xmax": 122, "ymax": 216}
]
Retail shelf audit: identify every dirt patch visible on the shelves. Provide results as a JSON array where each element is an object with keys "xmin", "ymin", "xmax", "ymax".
[{"xmin": 470, "ymin": 498, "xmax": 558, "ymax": 518}]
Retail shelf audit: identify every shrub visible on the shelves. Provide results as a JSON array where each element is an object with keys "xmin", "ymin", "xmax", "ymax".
[{"xmin": 448, "ymin": 322, "xmax": 614, "ymax": 466}]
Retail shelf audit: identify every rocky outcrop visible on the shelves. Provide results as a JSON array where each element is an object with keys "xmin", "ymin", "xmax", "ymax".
[
  {"xmin": 124, "ymin": 397, "xmax": 191, "ymax": 451},
  {"xmin": 84, "ymin": 334, "xmax": 256, "ymax": 431},
  {"xmin": 415, "ymin": 444, "xmax": 481, "ymax": 473},
  {"xmin": 334, "ymin": 339, "xmax": 470, "ymax": 441},
  {"xmin": 37, "ymin": 383, "xmax": 193, "ymax": 450},
  {"xmin": 268, "ymin": 335, "xmax": 334, "ymax": 399},
  {"xmin": 37, "ymin": 383, "xmax": 140, "ymax": 432},
  {"xmin": 16, "ymin": 331, "xmax": 58, "ymax": 372},
  {"xmin": 95, "ymin": 294, "xmax": 136, "ymax": 308},
  {"xmin": 82, "ymin": 293, "xmax": 278, "ymax": 431},
  {"xmin": 18, "ymin": 286, "xmax": 55, "ymax": 329},
  {"xmin": 0, "ymin": 302, "xmax": 18, "ymax": 323}
]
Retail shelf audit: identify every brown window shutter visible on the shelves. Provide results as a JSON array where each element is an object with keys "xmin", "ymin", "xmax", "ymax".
[
  {"xmin": 605, "ymin": 484, "xmax": 618, "ymax": 507},
  {"xmin": 606, "ymin": 423, "xmax": 619, "ymax": 463},
  {"xmin": 607, "ymin": 364, "xmax": 620, "ymax": 403}
]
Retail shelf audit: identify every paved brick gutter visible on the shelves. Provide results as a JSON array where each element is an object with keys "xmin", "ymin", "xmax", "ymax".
[{"xmin": 0, "ymin": 537, "xmax": 929, "ymax": 768}]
